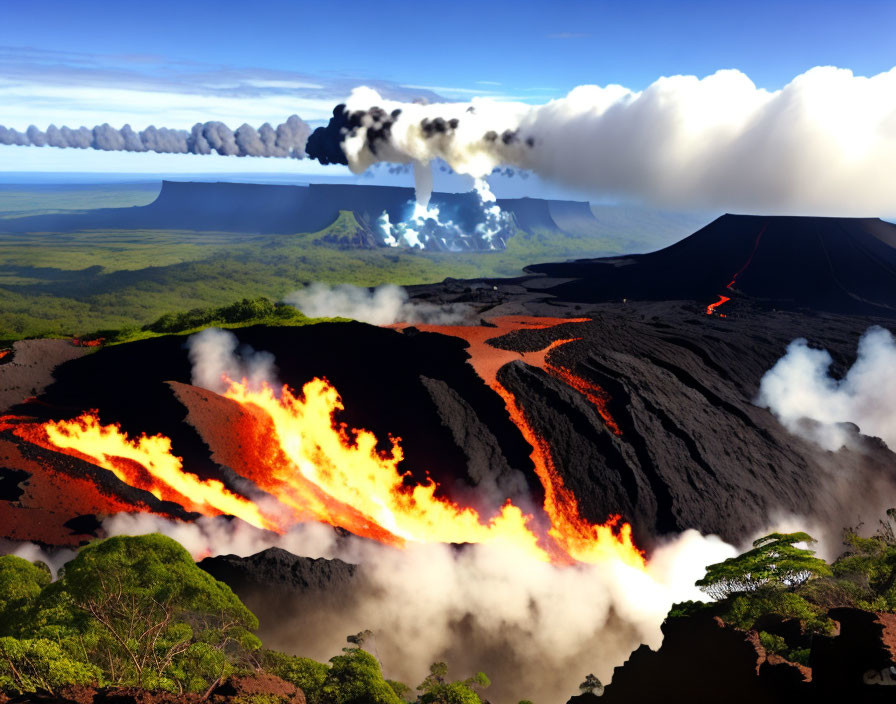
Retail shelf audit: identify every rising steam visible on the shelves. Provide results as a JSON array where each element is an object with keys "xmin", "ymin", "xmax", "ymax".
[
  {"xmin": 101, "ymin": 512, "xmax": 735, "ymax": 704},
  {"xmin": 306, "ymin": 66, "xmax": 896, "ymax": 215},
  {"xmin": 284, "ymin": 283, "xmax": 471, "ymax": 325},
  {"xmin": 0, "ymin": 115, "xmax": 310, "ymax": 158},
  {"xmin": 758, "ymin": 326, "xmax": 896, "ymax": 451},
  {"xmin": 187, "ymin": 327, "xmax": 278, "ymax": 394}
]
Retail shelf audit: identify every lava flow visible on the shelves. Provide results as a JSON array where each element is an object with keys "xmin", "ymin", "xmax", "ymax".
[
  {"xmin": 706, "ymin": 295, "xmax": 730, "ymax": 316},
  {"xmin": 13, "ymin": 415, "xmax": 281, "ymax": 532},
  {"xmin": 7, "ymin": 316, "xmax": 644, "ymax": 568},
  {"xmin": 394, "ymin": 316, "xmax": 641, "ymax": 566},
  {"xmin": 705, "ymin": 221, "xmax": 768, "ymax": 316}
]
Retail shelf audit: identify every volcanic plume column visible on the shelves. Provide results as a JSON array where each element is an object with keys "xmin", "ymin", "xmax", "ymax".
[{"xmin": 412, "ymin": 160, "xmax": 433, "ymax": 208}]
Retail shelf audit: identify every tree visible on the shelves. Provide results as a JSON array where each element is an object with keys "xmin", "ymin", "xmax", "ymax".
[
  {"xmin": 0, "ymin": 556, "xmax": 50, "ymax": 636},
  {"xmin": 262, "ymin": 650, "xmax": 329, "ymax": 704},
  {"xmin": 579, "ymin": 673, "xmax": 604, "ymax": 696},
  {"xmin": 320, "ymin": 648, "xmax": 402, "ymax": 704},
  {"xmin": 32, "ymin": 534, "xmax": 260, "ymax": 692},
  {"xmin": 834, "ymin": 509, "xmax": 896, "ymax": 610},
  {"xmin": 0, "ymin": 637, "xmax": 98, "ymax": 695},
  {"xmin": 696, "ymin": 532, "xmax": 831, "ymax": 600},
  {"xmin": 417, "ymin": 662, "xmax": 490, "ymax": 704},
  {"xmin": 386, "ymin": 679, "xmax": 413, "ymax": 702}
]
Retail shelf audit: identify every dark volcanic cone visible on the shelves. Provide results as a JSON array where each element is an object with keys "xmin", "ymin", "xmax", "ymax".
[{"xmin": 528, "ymin": 215, "xmax": 896, "ymax": 316}]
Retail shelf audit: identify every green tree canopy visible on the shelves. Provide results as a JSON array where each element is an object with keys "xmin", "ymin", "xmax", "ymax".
[
  {"xmin": 417, "ymin": 661, "xmax": 490, "ymax": 704},
  {"xmin": 833, "ymin": 509, "xmax": 896, "ymax": 611},
  {"xmin": 320, "ymin": 648, "xmax": 402, "ymax": 704},
  {"xmin": 696, "ymin": 532, "xmax": 832, "ymax": 600},
  {"xmin": 0, "ymin": 556, "xmax": 50, "ymax": 637},
  {"xmin": 31, "ymin": 534, "xmax": 260, "ymax": 692}
]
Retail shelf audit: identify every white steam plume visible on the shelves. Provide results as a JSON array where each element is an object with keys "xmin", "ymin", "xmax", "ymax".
[
  {"xmin": 0, "ymin": 540, "xmax": 76, "ymax": 579},
  {"xmin": 284, "ymin": 283, "xmax": 471, "ymax": 325},
  {"xmin": 187, "ymin": 328, "xmax": 278, "ymax": 394},
  {"xmin": 757, "ymin": 326, "xmax": 896, "ymax": 451},
  {"xmin": 97, "ymin": 513, "xmax": 734, "ymax": 704},
  {"xmin": 0, "ymin": 115, "xmax": 310, "ymax": 159},
  {"xmin": 309, "ymin": 66, "xmax": 896, "ymax": 215}
]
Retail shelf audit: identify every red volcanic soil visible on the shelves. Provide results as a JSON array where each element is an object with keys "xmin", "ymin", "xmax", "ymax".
[
  {"xmin": 0, "ymin": 339, "xmax": 87, "ymax": 413},
  {"xmin": 0, "ymin": 433, "xmax": 147, "ymax": 545}
]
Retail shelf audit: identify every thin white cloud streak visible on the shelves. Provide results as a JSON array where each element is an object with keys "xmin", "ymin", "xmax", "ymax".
[{"xmin": 757, "ymin": 326, "xmax": 896, "ymax": 451}]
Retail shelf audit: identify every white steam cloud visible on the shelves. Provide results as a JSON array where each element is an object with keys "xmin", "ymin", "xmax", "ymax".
[
  {"xmin": 758, "ymin": 326, "xmax": 896, "ymax": 451},
  {"xmin": 187, "ymin": 327, "xmax": 278, "ymax": 394},
  {"xmin": 332, "ymin": 66, "xmax": 896, "ymax": 215},
  {"xmin": 99, "ymin": 513, "xmax": 735, "ymax": 704},
  {"xmin": 285, "ymin": 283, "xmax": 470, "ymax": 325}
]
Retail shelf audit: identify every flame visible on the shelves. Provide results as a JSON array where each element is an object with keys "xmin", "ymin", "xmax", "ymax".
[
  {"xmin": 223, "ymin": 378, "xmax": 548, "ymax": 560},
  {"xmin": 394, "ymin": 317, "xmax": 645, "ymax": 568},
  {"xmin": 15, "ymin": 415, "xmax": 281, "ymax": 532},
  {"xmin": 72, "ymin": 338, "xmax": 104, "ymax": 347},
  {"xmin": 10, "ymin": 315, "xmax": 645, "ymax": 569}
]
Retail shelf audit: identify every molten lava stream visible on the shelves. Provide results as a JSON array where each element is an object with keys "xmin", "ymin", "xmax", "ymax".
[
  {"xmin": 395, "ymin": 316, "xmax": 644, "ymax": 568},
  {"xmin": 706, "ymin": 295, "xmax": 730, "ymax": 316},
  {"xmin": 12, "ymin": 415, "xmax": 283, "ymax": 532},
  {"xmin": 223, "ymin": 378, "xmax": 549, "ymax": 561}
]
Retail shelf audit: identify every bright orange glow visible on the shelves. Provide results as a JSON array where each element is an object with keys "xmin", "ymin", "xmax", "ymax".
[
  {"xmin": 706, "ymin": 295, "xmax": 731, "ymax": 316},
  {"xmin": 15, "ymin": 416, "xmax": 280, "ymax": 532},
  {"xmin": 0, "ymin": 350, "xmax": 9, "ymax": 361},
  {"xmin": 398, "ymin": 316, "xmax": 645, "ymax": 568},
  {"xmin": 12, "ymin": 315, "xmax": 645, "ymax": 569},
  {"xmin": 72, "ymin": 338, "xmax": 104, "ymax": 347},
  {"xmin": 223, "ymin": 378, "xmax": 548, "ymax": 560}
]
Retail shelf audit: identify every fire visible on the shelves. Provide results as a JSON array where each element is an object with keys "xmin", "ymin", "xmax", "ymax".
[
  {"xmin": 0, "ymin": 349, "xmax": 9, "ymax": 361},
  {"xmin": 395, "ymin": 317, "xmax": 645, "ymax": 568},
  {"xmin": 10, "ymin": 315, "xmax": 645, "ymax": 569},
  {"xmin": 223, "ymin": 378, "xmax": 548, "ymax": 560},
  {"xmin": 15, "ymin": 415, "xmax": 281, "ymax": 532}
]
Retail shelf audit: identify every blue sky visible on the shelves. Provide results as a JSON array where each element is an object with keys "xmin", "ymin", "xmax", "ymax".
[{"xmin": 2, "ymin": 0, "xmax": 895, "ymax": 177}]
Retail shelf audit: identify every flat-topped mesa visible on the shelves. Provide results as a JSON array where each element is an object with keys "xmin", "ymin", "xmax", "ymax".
[{"xmin": 0, "ymin": 180, "xmax": 605, "ymax": 250}]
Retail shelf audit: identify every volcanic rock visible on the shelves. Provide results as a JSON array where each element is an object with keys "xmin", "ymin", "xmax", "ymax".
[
  {"xmin": 598, "ymin": 615, "xmax": 809, "ymax": 703},
  {"xmin": 525, "ymin": 214, "xmax": 896, "ymax": 316}
]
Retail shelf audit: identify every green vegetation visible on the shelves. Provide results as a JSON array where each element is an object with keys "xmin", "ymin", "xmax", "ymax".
[
  {"xmin": 0, "ymin": 183, "xmax": 158, "ymax": 219},
  {"xmin": 0, "ymin": 535, "xmax": 498, "ymax": 703},
  {"xmin": 674, "ymin": 513, "xmax": 896, "ymax": 665},
  {"xmin": 0, "ymin": 180, "xmax": 666, "ymax": 343}
]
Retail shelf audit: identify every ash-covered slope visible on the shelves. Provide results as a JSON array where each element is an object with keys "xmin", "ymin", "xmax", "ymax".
[
  {"xmin": 2, "ymin": 301, "xmax": 894, "ymax": 549},
  {"xmin": 526, "ymin": 214, "xmax": 896, "ymax": 316}
]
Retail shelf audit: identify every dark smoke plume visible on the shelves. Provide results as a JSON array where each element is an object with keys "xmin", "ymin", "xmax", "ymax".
[{"xmin": 0, "ymin": 115, "xmax": 311, "ymax": 159}]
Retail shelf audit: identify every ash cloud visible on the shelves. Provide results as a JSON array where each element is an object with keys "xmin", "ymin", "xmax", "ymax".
[
  {"xmin": 0, "ymin": 115, "xmax": 310, "ymax": 159},
  {"xmin": 98, "ymin": 513, "xmax": 735, "ymax": 704},
  {"xmin": 187, "ymin": 328, "xmax": 278, "ymax": 394},
  {"xmin": 284, "ymin": 283, "xmax": 471, "ymax": 325},
  {"xmin": 758, "ymin": 326, "xmax": 896, "ymax": 451},
  {"xmin": 307, "ymin": 67, "xmax": 896, "ymax": 215}
]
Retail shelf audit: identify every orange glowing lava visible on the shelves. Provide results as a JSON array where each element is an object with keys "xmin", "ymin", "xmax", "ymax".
[
  {"xmin": 706, "ymin": 295, "xmax": 731, "ymax": 316},
  {"xmin": 0, "ymin": 350, "xmax": 9, "ymax": 361},
  {"xmin": 9, "ymin": 316, "xmax": 645, "ymax": 569},
  {"xmin": 395, "ymin": 316, "xmax": 643, "ymax": 567},
  {"xmin": 14, "ymin": 416, "xmax": 280, "ymax": 532}
]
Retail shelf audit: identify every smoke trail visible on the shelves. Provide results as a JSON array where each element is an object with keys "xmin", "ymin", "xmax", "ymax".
[
  {"xmin": 757, "ymin": 326, "xmax": 896, "ymax": 451},
  {"xmin": 284, "ymin": 283, "xmax": 471, "ymax": 325},
  {"xmin": 306, "ymin": 67, "xmax": 896, "ymax": 215},
  {"xmin": 98, "ymin": 513, "xmax": 734, "ymax": 704},
  {"xmin": 0, "ymin": 115, "xmax": 310, "ymax": 159}
]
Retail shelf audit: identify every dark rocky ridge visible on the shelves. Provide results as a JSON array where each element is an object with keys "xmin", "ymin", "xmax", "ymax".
[{"xmin": 524, "ymin": 214, "xmax": 896, "ymax": 316}]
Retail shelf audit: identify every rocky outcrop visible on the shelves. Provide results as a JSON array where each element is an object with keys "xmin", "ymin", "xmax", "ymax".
[{"xmin": 597, "ymin": 608, "xmax": 896, "ymax": 703}]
